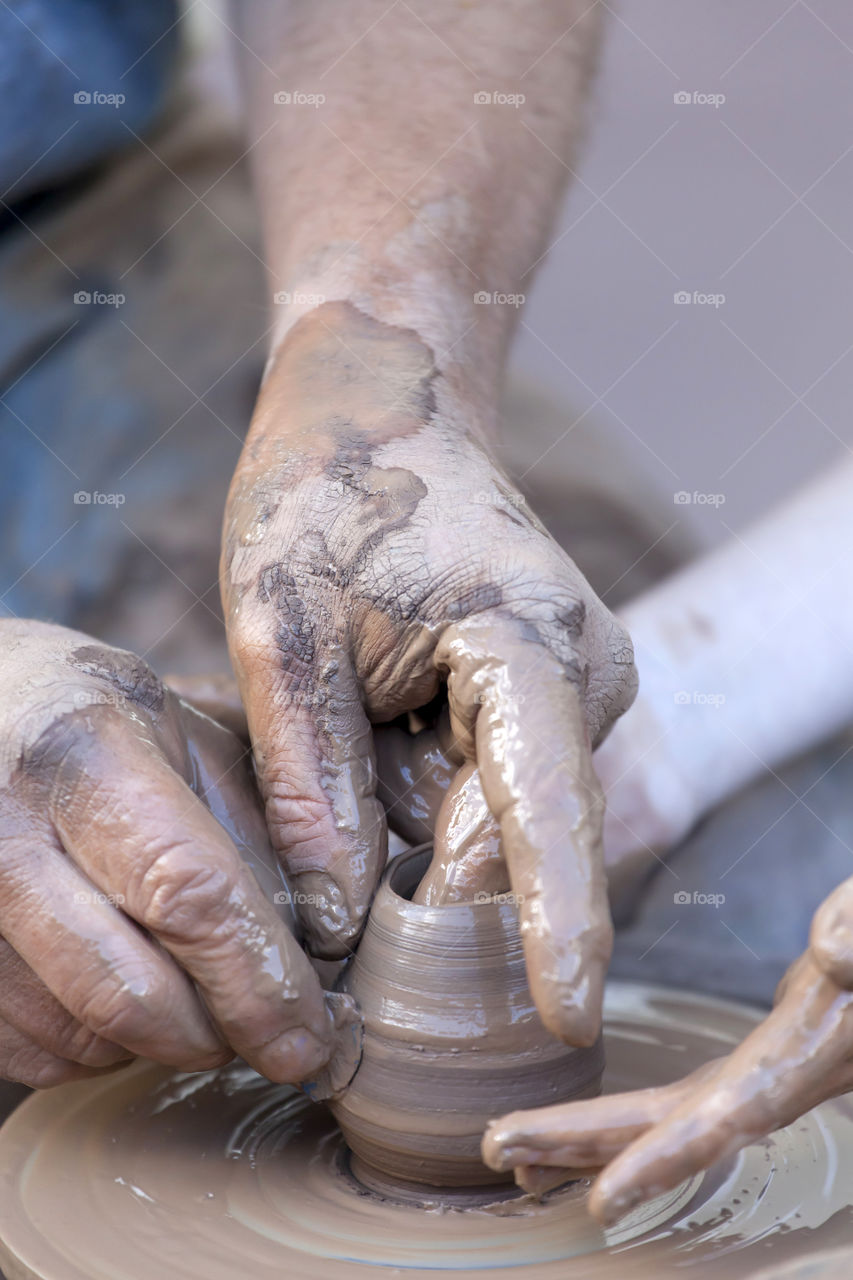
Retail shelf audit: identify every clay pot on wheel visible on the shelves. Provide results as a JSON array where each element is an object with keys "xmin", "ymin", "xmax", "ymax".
[{"xmin": 330, "ymin": 844, "xmax": 604, "ymax": 1191}]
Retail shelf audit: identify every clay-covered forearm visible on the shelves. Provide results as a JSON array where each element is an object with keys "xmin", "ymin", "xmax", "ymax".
[
  {"xmin": 232, "ymin": 0, "xmax": 601, "ymax": 427},
  {"xmin": 621, "ymin": 455, "xmax": 853, "ymax": 825}
]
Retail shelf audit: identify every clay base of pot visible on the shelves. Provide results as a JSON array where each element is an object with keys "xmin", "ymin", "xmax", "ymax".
[
  {"xmin": 346, "ymin": 1152, "xmax": 534, "ymax": 1208},
  {"xmin": 330, "ymin": 846, "xmax": 605, "ymax": 1189},
  {"xmin": 2, "ymin": 983, "xmax": 853, "ymax": 1280}
]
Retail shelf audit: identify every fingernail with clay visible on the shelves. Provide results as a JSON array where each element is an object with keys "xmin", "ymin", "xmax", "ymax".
[
  {"xmin": 257, "ymin": 1026, "xmax": 332, "ymax": 1084},
  {"xmin": 481, "ymin": 1121, "xmax": 525, "ymax": 1170},
  {"xmin": 489, "ymin": 1147, "xmax": 532, "ymax": 1173},
  {"xmin": 591, "ymin": 1182, "xmax": 644, "ymax": 1227},
  {"xmin": 290, "ymin": 871, "xmax": 361, "ymax": 957},
  {"xmin": 516, "ymin": 1164, "xmax": 583, "ymax": 1198},
  {"xmin": 301, "ymin": 991, "xmax": 363, "ymax": 1102}
]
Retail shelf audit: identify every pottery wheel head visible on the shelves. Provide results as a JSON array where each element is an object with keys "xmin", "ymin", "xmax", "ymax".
[{"xmin": 3, "ymin": 983, "xmax": 853, "ymax": 1280}]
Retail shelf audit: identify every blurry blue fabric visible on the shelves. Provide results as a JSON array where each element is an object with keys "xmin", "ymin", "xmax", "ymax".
[
  {"xmin": 0, "ymin": 0, "xmax": 185, "ymax": 624},
  {"xmin": 0, "ymin": 0, "xmax": 179, "ymax": 200}
]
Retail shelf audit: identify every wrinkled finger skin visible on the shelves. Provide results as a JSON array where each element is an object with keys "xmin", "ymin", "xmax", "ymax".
[
  {"xmin": 0, "ymin": 619, "xmax": 335, "ymax": 1087},
  {"xmin": 0, "ymin": 936, "xmax": 132, "ymax": 1088},
  {"xmin": 222, "ymin": 301, "xmax": 636, "ymax": 1040},
  {"xmin": 483, "ymin": 951, "xmax": 853, "ymax": 1226},
  {"xmin": 0, "ymin": 1012, "xmax": 128, "ymax": 1091}
]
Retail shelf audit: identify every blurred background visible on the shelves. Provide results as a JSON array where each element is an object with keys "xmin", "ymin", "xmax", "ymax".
[{"xmin": 511, "ymin": 0, "xmax": 853, "ymax": 545}]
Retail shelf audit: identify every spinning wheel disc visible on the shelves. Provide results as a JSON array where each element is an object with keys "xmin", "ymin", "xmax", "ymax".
[{"xmin": 0, "ymin": 983, "xmax": 851, "ymax": 1280}]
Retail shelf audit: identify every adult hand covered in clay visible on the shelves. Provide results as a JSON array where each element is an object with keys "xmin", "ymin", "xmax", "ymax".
[
  {"xmin": 222, "ymin": 303, "xmax": 637, "ymax": 1047},
  {"xmin": 482, "ymin": 897, "xmax": 853, "ymax": 1222},
  {"xmin": 223, "ymin": 0, "xmax": 636, "ymax": 1045},
  {"xmin": 0, "ymin": 620, "xmax": 336, "ymax": 1087}
]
